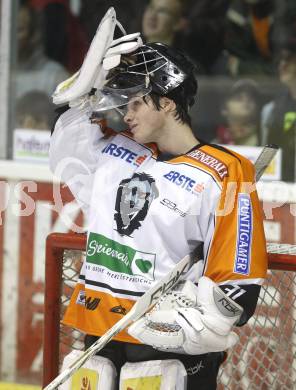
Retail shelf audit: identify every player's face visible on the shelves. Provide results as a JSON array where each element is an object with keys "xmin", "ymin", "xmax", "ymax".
[
  {"xmin": 123, "ymin": 96, "xmax": 165, "ymax": 144},
  {"xmin": 224, "ymin": 92, "xmax": 257, "ymax": 124},
  {"xmin": 278, "ymin": 50, "xmax": 296, "ymax": 85},
  {"xmin": 142, "ymin": 0, "xmax": 182, "ymax": 42}
]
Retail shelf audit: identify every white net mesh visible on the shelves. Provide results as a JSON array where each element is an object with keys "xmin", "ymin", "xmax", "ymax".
[
  {"xmin": 267, "ymin": 243, "xmax": 296, "ymax": 255},
  {"xmin": 217, "ymin": 268, "xmax": 296, "ymax": 389},
  {"xmin": 59, "ymin": 250, "xmax": 85, "ymax": 358},
  {"xmin": 53, "ymin": 244, "xmax": 296, "ymax": 389}
]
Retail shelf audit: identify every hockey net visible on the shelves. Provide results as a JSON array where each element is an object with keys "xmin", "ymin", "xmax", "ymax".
[{"xmin": 43, "ymin": 232, "xmax": 296, "ymax": 389}]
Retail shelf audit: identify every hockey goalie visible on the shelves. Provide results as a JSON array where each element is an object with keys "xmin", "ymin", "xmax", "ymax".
[{"xmin": 48, "ymin": 7, "xmax": 268, "ymax": 390}]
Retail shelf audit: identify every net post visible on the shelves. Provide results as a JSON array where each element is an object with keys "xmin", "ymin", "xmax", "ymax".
[
  {"xmin": 42, "ymin": 232, "xmax": 87, "ymax": 388},
  {"xmin": 43, "ymin": 233, "xmax": 64, "ymax": 387},
  {"xmin": 268, "ymin": 253, "xmax": 296, "ymax": 271}
]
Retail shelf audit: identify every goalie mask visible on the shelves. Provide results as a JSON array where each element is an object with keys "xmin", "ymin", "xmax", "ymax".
[{"xmin": 92, "ymin": 42, "xmax": 198, "ymax": 113}]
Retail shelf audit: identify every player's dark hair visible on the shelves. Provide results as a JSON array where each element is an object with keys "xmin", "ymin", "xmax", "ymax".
[
  {"xmin": 139, "ymin": 43, "xmax": 197, "ymax": 126},
  {"xmin": 143, "ymin": 92, "xmax": 192, "ymax": 126}
]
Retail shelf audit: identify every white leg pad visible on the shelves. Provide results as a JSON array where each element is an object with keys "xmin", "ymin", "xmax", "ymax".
[
  {"xmin": 59, "ymin": 350, "xmax": 117, "ymax": 390},
  {"xmin": 119, "ymin": 359, "xmax": 187, "ymax": 390}
]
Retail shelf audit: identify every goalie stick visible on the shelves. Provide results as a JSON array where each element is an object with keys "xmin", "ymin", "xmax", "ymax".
[
  {"xmin": 44, "ymin": 144, "xmax": 278, "ymax": 390},
  {"xmin": 254, "ymin": 144, "xmax": 279, "ymax": 182}
]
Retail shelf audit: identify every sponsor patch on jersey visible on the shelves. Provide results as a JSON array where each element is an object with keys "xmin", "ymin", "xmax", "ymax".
[
  {"xmin": 234, "ymin": 193, "xmax": 252, "ymax": 275},
  {"xmin": 76, "ymin": 290, "xmax": 101, "ymax": 310},
  {"xmin": 76, "ymin": 289, "xmax": 85, "ymax": 306},
  {"xmin": 85, "ymin": 297, "xmax": 101, "ymax": 310},
  {"xmin": 86, "ymin": 232, "xmax": 156, "ymax": 281},
  {"xmin": 102, "ymin": 142, "xmax": 148, "ymax": 166},
  {"xmin": 160, "ymin": 198, "xmax": 187, "ymax": 217},
  {"xmin": 110, "ymin": 305, "xmax": 127, "ymax": 315},
  {"xmin": 163, "ymin": 170, "xmax": 205, "ymax": 195},
  {"xmin": 187, "ymin": 150, "xmax": 228, "ymax": 180}
]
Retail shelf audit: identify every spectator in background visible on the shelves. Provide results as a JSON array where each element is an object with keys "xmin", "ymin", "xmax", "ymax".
[
  {"xmin": 224, "ymin": 0, "xmax": 275, "ymax": 76},
  {"xmin": 16, "ymin": 1, "xmax": 69, "ymax": 98},
  {"xmin": 29, "ymin": 0, "xmax": 88, "ymax": 73},
  {"xmin": 79, "ymin": 0, "xmax": 145, "ymax": 42},
  {"xmin": 141, "ymin": 0, "xmax": 229, "ymax": 75},
  {"xmin": 142, "ymin": 0, "xmax": 186, "ymax": 46},
  {"xmin": 215, "ymin": 79, "xmax": 262, "ymax": 145},
  {"xmin": 16, "ymin": 90, "xmax": 54, "ymax": 130},
  {"xmin": 180, "ymin": 0, "xmax": 229, "ymax": 75},
  {"xmin": 261, "ymin": 36, "xmax": 296, "ymax": 182}
]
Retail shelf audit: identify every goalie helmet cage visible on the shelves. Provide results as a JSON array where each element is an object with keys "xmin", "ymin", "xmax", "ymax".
[{"xmin": 43, "ymin": 232, "xmax": 296, "ymax": 389}]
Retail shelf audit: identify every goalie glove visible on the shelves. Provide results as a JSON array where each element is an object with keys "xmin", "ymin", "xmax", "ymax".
[
  {"xmin": 52, "ymin": 7, "xmax": 142, "ymax": 107},
  {"xmin": 128, "ymin": 277, "xmax": 243, "ymax": 355}
]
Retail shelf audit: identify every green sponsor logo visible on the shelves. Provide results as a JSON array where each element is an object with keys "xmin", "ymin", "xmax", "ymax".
[{"xmin": 86, "ymin": 232, "xmax": 156, "ymax": 280}]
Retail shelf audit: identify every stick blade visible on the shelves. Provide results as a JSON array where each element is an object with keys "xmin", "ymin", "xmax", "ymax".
[{"xmin": 255, "ymin": 144, "xmax": 279, "ymax": 182}]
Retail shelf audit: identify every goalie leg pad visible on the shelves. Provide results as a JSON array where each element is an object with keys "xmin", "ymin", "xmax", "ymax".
[
  {"xmin": 59, "ymin": 350, "xmax": 117, "ymax": 390},
  {"xmin": 119, "ymin": 359, "xmax": 187, "ymax": 390}
]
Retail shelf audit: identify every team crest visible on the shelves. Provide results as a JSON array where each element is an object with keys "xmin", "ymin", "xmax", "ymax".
[{"xmin": 114, "ymin": 173, "xmax": 159, "ymax": 236}]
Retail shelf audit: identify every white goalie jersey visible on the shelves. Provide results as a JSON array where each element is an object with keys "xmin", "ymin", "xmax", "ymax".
[{"xmin": 49, "ymin": 107, "xmax": 267, "ymax": 343}]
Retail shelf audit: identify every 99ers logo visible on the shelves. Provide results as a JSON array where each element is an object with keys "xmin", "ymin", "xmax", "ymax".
[{"xmin": 160, "ymin": 198, "xmax": 187, "ymax": 217}]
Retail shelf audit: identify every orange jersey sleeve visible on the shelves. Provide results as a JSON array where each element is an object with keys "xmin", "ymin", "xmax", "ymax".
[{"xmin": 202, "ymin": 146, "xmax": 268, "ymax": 286}]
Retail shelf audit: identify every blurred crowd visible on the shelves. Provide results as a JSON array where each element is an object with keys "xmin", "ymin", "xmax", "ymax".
[{"xmin": 14, "ymin": 0, "xmax": 296, "ymax": 181}]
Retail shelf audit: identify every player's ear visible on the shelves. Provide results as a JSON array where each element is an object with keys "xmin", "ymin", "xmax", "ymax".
[{"xmin": 160, "ymin": 97, "xmax": 176, "ymax": 113}]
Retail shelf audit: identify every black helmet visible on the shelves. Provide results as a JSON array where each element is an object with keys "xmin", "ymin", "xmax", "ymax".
[
  {"xmin": 93, "ymin": 42, "xmax": 197, "ymax": 114},
  {"xmin": 105, "ymin": 42, "xmax": 198, "ymax": 110}
]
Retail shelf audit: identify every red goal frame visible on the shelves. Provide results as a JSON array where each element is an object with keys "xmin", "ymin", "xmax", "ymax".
[
  {"xmin": 42, "ymin": 232, "xmax": 296, "ymax": 388},
  {"xmin": 43, "ymin": 232, "xmax": 87, "ymax": 387}
]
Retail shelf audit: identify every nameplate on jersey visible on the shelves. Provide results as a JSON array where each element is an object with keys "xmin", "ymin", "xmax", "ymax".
[
  {"xmin": 234, "ymin": 193, "xmax": 252, "ymax": 275},
  {"xmin": 187, "ymin": 149, "xmax": 228, "ymax": 180}
]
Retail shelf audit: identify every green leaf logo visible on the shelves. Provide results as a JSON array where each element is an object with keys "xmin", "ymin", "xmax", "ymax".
[{"xmin": 135, "ymin": 258, "xmax": 152, "ymax": 273}]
